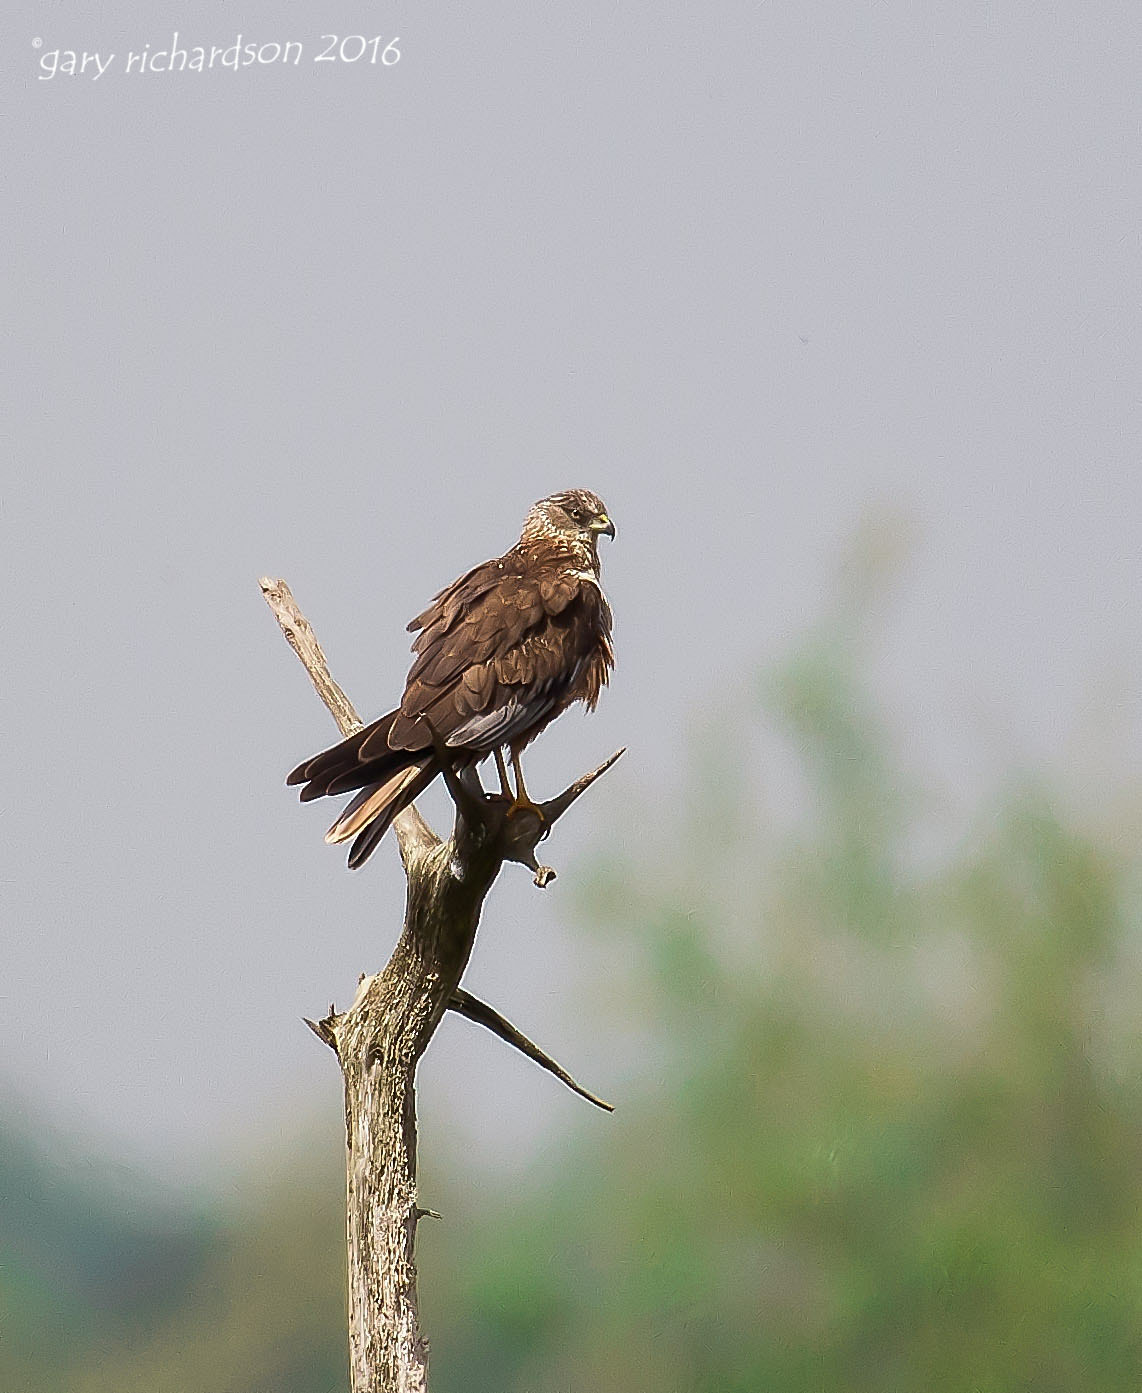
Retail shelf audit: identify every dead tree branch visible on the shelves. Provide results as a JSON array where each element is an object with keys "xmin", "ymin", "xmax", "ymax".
[
  {"xmin": 448, "ymin": 989, "xmax": 613, "ymax": 1112},
  {"xmin": 261, "ymin": 575, "xmax": 621, "ymax": 1393}
]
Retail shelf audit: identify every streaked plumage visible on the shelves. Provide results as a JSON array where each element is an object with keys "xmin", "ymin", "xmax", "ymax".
[{"xmin": 288, "ymin": 489, "xmax": 615, "ymax": 867}]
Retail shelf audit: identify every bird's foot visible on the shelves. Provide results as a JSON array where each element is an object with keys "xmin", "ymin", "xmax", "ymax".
[{"xmin": 506, "ymin": 793, "xmax": 546, "ymax": 825}]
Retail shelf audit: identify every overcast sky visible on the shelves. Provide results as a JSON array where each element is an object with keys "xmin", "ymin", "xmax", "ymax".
[{"xmin": 6, "ymin": 0, "xmax": 1140, "ymax": 1182}]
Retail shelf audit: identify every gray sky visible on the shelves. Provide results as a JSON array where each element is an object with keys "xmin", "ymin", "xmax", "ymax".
[{"xmin": 6, "ymin": 0, "xmax": 1140, "ymax": 1181}]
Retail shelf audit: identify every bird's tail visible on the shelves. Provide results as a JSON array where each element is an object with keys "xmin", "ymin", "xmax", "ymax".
[
  {"xmin": 326, "ymin": 757, "xmax": 438, "ymax": 868},
  {"xmin": 287, "ymin": 712, "xmax": 438, "ymax": 868}
]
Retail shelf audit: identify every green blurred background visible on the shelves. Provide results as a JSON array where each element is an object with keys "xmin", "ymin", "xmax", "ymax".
[{"xmin": 5, "ymin": 557, "xmax": 1140, "ymax": 1393}]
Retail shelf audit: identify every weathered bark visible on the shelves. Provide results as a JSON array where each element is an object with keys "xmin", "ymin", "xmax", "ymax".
[{"xmin": 261, "ymin": 577, "xmax": 619, "ymax": 1393}]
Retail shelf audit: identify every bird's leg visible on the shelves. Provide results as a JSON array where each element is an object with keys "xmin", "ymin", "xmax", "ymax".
[
  {"xmin": 494, "ymin": 748, "xmax": 512, "ymax": 799},
  {"xmin": 508, "ymin": 750, "xmax": 545, "ymax": 822}
]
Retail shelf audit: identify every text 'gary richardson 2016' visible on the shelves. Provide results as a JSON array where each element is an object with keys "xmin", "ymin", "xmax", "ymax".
[{"xmin": 36, "ymin": 32, "xmax": 401, "ymax": 81}]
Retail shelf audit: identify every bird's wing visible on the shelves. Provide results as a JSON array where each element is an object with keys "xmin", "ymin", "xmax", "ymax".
[
  {"xmin": 405, "ymin": 558, "xmax": 506, "ymax": 634},
  {"xmin": 382, "ymin": 556, "xmax": 597, "ymax": 754}
]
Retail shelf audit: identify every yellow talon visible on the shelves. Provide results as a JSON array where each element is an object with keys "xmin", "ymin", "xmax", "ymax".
[{"xmin": 508, "ymin": 752, "xmax": 545, "ymax": 822}]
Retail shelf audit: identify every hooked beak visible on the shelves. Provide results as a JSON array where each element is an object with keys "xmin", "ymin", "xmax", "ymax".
[{"xmin": 590, "ymin": 514, "xmax": 616, "ymax": 540}]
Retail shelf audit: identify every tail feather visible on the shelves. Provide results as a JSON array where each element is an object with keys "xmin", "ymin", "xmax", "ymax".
[
  {"xmin": 325, "ymin": 759, "xmax": 433, "ymax": 844},
  {"xmin": 288, "ymin": 710, "xmax": 442, "ymax": 867},
  {"xmin": 286, "ymin": 711, "xmax": 402, "ymax": 788},
  {"xmin": 324, "ymin": 760, "xmax": 405, "ymax": 798},
  {"xmin": 346, "ymin": 762, "xmax": 439, "ymax": 869},
  {"xmin": 298, "ymin": 750, "xmax": 406, "ymax": 802}
]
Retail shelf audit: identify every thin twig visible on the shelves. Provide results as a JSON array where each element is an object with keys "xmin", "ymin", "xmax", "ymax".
[{"xmin": 449, "ymin": 989, "xmax": 613, "ymax": 1112}]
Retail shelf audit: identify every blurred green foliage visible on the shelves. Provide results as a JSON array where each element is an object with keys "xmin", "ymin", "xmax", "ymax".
[{"xmin": 4, "ymin": 612, "xmax": 1141, "ymax": 1391}]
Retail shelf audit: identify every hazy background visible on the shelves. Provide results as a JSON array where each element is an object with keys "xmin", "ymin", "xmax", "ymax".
[{"xmin": 6, "ymin": 1, "xmax": 1142, "ymax": 1388}]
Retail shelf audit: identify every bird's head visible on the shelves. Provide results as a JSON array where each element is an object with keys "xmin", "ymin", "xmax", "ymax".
[{"xmin": 521, "ymin": 489, "xmax": 616, "ymax": 554}]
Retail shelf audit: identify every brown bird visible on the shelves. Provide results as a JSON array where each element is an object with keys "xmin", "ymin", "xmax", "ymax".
[{"xmin": 288, "ymin": 489, "xmax": 616, "ymax": 867}]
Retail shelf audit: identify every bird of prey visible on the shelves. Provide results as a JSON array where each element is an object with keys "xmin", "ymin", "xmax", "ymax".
[{"xmin": 288, "ymin": 489, "xmax": 616, "ymax": 867}]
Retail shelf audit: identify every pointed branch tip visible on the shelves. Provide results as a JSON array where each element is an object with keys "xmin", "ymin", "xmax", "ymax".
[
  {"xmin": 304, "ymin": 1015, "xmax": 340, "ymax": 1051},
  {"xmin": 541, "ymin": 747, "xmax": 626, "ymax": 824}
]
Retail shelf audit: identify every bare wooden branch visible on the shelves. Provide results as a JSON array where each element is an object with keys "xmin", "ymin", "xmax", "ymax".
[
  {"xmin": 449, "ymin": 989, "xmax": 613, "ymax": 1112},
  {"xmin": 262, "ymin": 577, "xmax": 620, "ymax": 1393},
  {"xmin": 259, "ymin": 577, "xmax": 363, "ymax": 737},
  {"xmin": 540, "ymin": 747, "xmax": 627, "ymax": 822}
]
